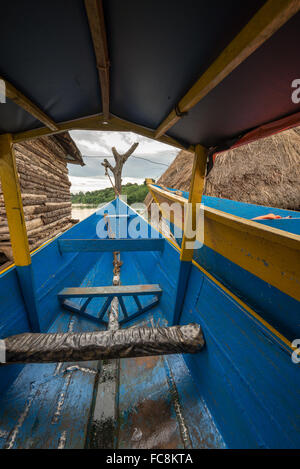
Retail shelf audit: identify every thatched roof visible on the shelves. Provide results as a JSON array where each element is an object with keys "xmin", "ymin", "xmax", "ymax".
[
  {"xmin": 206, "ymin": 127, "xmax": 300, "ymax": 210},
  {"xmin": 52, "ymin": 132, "xmax": 84, "ymax": 166},
  {"xmin": 146, "ymin": 127, "xmax": 300, "ymax": 211},
  {"xmin": 144, "ymin": 150, "xmax": 193, "ymax": 206}
]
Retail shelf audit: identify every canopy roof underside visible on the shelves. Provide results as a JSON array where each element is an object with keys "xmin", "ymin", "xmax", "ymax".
[{"xmin": 0, "ymin": 0, "xmax": 300, "ymax": 150}]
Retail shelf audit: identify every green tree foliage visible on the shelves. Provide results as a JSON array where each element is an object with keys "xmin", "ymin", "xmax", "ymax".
[{"xmin": 71, "ymin": 182, "xmax": 149, "ymax": 206}]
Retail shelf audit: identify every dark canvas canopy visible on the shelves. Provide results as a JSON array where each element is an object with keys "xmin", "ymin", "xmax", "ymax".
[{"xmin": 0, "ymin": 0, "xmax": 299, "ymax": 150}]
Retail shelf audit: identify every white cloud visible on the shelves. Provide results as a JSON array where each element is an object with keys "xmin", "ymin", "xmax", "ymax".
[
  {"xmin": 70, "ymin": 130, "xmax": 179, "ymax": 159},
  {"xmin": 73, "ymin": 138, "xmax": 110, "ymax": 155},
  {"xmin": 68, "ymin": 130, "xmax": 179, "ymax": 183}
]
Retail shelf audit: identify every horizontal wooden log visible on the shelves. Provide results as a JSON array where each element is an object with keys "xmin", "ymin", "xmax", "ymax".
[
  {"xmin": 1, "ymin": 189, "xmax": 70, "ymax": 198},
  {"xmin": 41, "ymin": 213, "xmax": 71, "ymax": 225},
  {"xmin": 18, "ymin": 173, "xmax": 71, "ymax": 189},
  {"xmin": 21, "ymin": 197, "xmax": 48, "ymax": 207},
  {"xmin": 16, "ymin": 166, "xmax": 69, "ymax": 181},
  {"xmin": 0, "ymin": 217, "xmax": 44, "ymax": 235},
  {"xmin": 30, "ymin": 218, "xmax": 72, "ymax": 234},
  {"xmin": 28, "ymin": 223, "xmax": 74, "ymax": 249},
  {"xmin": 22, "ymin": 205, "xmax": 48, "ymax": 215},
  {"xmin": 0, "ymin": 245, "xmax": 13, "ymax": 260},
  {"xmin": 19, "ymin": 181, "xmax": 71, "ymax": 190},
  {"xmin": 26, "ymin": 218, "xmax": 44, "ymax": 231},
  {"xmin": 18, "ymin": 174, "xmax": 70, "ymax": 190},
  {"xmin": 0, "ymin": 133, "xmax": 74, "ymax": 258},
  {"xmin": 17, "ymin": 156, "xmax": 69, "ymax": 172},
  {"xmin": 17, "ymin": 164, "xmax": 70, "ymax": 181},
  {"xmin": 19, "ymin": 184, "xmax": 71, "ymax": 197},
  {"xmin": 15, "ymin": 145, "xmax": 69, "ymax": 170},
  {"xmin": 0, "ymin": 212, "xmax": 42, "ymax": 228},
  {"xmin": 27, "ymin": 220, "xmax": 71, "ymax": 238},
  {"xmin": 16, "ymin": 159, "xmax": 69, "ymax": 180},
  {"xmin": 42, "ymin": 206, "xmax": 71, "ymax": 214},
  {"xmin": 3, "ymin": 324, "xmax": 204, "ymax": 363},
  {"xmin": 16, "ymin": 150, "xmax": 69, "ymax": 168},
  {"xmin": 45, "ymin": 202, "xmax": 71, "ymax": 209}
]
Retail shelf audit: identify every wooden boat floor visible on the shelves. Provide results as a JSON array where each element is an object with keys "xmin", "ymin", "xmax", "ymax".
[
  {"xmin": 0, "ymin": 253, "xmax": 225, "ymax": 449},
  {"xmin": 0, "ymin": 310, "xmax": 225, "ymax": 449}
]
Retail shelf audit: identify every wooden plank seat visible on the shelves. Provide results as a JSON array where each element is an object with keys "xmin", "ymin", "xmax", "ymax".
[
  {"xmin": 58, "ymin": 284, "xmax": 162, "ymax": 326},
  {"xmin": 58, "ymin": 284, "xmax": 162, "ymax": 299},
  {"xmin": 58, "ymin": 238, "xmax": 165, "ymax": 253}
]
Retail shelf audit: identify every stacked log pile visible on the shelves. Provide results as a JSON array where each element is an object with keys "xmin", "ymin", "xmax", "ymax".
[{"xmin": 0, "ymin": 132, "xmax": 83, "ymax": 262}]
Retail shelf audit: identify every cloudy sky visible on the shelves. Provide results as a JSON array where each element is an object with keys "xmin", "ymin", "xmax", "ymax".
[{"xmin": 68, "ymin": 130, "xmax": 180, "ymax": 193}]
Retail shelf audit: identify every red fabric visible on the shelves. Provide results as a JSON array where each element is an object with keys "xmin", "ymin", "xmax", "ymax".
[
  {"xmin": 252, "ymin": 214, "xmax": 282, "ymax": 220},
  {"xmin": 213, "ymin": 110, "xmax": 300, "ymax": 162}
]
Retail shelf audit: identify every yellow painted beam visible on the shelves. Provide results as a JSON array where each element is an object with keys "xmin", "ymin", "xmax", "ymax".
[
  {"xmin": 147, "ymin": 184, "xmax": 185, "ymax": 236},
  {"xmin": 155, "ymin": 0, "xmax": 300, "ymax": 138},
  {"xmin": 12, "ymin": 113, "xmax": 190, "ymax": 152},
  {"xmin": 199, "ymin": 206, "xmax": 300, "ymax": 302},
  {"xmin": 85, "ymin": 0, "xmax": 110, "ymax": 120},
  {"xmin": 1, "ymin": 78, "xmax": 58, "ymax": 132},
  {"xmin": 145, "ymin": 178, "xmax": 155, "ymax": 185},
  {"xmin": 147, "ymin": 183, "xmax": 186, "ymax": 206},
  {"xmin": 0, "ymin": 134, "xmax": 31, "ymax": 266},
  {"xmin": 180, "ymin": 144, "xmax": 207, "ymax": 262},
  {"xmin": 13, "ymin": 114, "xmax": 110, "ymax": 142}
]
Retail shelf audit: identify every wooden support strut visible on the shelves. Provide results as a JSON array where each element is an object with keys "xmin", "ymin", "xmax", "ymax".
[
  {"xmin": 180, "ymin": 145, "xmax": 207, "ymax": 262},
  {"xmin": 1, "ymin": 78, "xmax": 58, "ymax": 132},
  {"xmin": 0, "ymin": 134, "xmax": 40, "ymax": 332},
  {"xmin": 84, "ymin": 0, "xmax": 110, "ymax": 120},
  {"xmin": 173, "ymin": 145, "xmax": 208, "ymax": 325}
]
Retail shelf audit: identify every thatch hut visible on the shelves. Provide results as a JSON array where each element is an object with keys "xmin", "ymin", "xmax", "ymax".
[
  {"xmin": 145, "ymin": 127, "xmax": 300, "ymax": 211},
  {"xmin": 0, "ymin": 132, "xmax": 83, "ymax": 265}
]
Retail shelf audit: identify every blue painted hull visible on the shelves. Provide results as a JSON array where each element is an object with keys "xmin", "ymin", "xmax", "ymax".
[{"xmin": 0, "ymin": 197, "xmax": 299, "ymax": 449}]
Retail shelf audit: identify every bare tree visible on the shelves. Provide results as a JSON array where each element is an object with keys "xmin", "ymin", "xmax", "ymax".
[{"xmin": 101, "ymin": 142, "xmax": 139, "ymax": 195}]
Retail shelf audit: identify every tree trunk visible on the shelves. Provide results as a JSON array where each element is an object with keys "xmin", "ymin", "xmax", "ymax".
[{"xmin": 101, "ymin": 142, "xmax": 139, "ymax": 195}]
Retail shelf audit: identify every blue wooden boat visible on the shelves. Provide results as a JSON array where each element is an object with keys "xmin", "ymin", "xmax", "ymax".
[
  {"xmin": 0, "ymin": 194, "xmax": 299, "ymax": 449},
  {"xmin": 0, "ymin": 0, "xmax": 300, "ymax": 450}
]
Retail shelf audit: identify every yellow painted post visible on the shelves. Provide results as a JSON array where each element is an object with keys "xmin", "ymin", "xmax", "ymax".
[
  {"xmin": 173, "ymin": 144, "xmax": 208, "ymax": 324},
  {"xmin": 0, "ymin": 134, "xmax": 30, "ymax": 265},
  {"xmin": 180, "ymin": 144, "xmax": 207, "ymax": 261},
  {"xmin": 0, "ymin": 134, "xmax": 40, "ymax": 331}
]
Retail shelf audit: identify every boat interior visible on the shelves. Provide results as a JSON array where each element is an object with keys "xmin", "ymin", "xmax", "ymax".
[
  {"xmin": 0, "ymin": 196, "xmax": 299, "ymax": 449},
  {"xmin": 0, "ymin": 0, "xmax": 299, "ymax": 449}
]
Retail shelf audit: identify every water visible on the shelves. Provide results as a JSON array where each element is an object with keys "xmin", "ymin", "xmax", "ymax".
[
  {"xmin": 72, "ymin": 205, "xmax": 98, "ymax": 221},
  {"xmin": 72, "ymin": 204, "xmax": 149, "ymax": 229}
]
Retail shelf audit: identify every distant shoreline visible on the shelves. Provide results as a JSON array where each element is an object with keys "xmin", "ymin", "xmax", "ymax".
[{"xmin": 72, "ymin": 203, "xmax": 98, "ymax": 209}]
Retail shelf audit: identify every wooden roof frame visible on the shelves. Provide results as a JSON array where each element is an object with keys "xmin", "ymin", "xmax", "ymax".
[
  {"xmin": 155, "ymin": 0, "xmax": 300, "ymax": 138},
  {"xmin": 12, "ymin": 113, "xmax": 193, "ymax": 153},
  {"xmin": 2, "ymin": 0, "xmax": 300, "ymax": 154}
]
